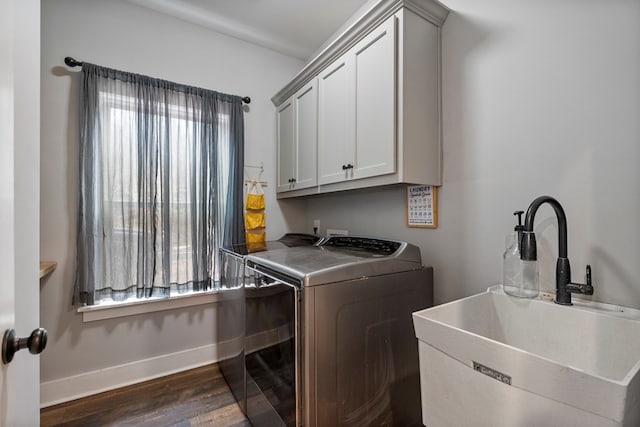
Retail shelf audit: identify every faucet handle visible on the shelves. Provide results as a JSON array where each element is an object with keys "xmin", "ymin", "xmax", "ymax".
[
  {"xmin": 513, "ymin": 210, "xmax": 524, "ymax": 227},
  {"xmin": 566, "ymin": 265, "xmax": 594, "ymax": 295}
]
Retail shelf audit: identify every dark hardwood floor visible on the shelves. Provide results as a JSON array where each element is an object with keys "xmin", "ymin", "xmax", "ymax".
[{"xmin": 40, "ymin": 363, "xmax": 251, "ymax": 427}]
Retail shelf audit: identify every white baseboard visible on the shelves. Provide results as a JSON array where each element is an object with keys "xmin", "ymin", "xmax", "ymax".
[
  {"xmin": 40, "ymin": 338, "xmax": 241, "ymax": 408},
  {"xmin": 40, "ymin": 324, "xmax": 290, "ymax": 408}
]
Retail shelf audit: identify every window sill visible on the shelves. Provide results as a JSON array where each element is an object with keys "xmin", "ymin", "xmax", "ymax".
[{"xmin": 77, "ymin": 288, "xmax": 242, "ymax": 322}]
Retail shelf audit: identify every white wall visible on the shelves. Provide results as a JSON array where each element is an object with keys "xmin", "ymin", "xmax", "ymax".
[
  {"xmin": 304, "ymin": 0, "xmax": 640, "ymax": 308},
  {"xmin": 40, "ymin": 0, "xmax": 305, "ymax": 403}
]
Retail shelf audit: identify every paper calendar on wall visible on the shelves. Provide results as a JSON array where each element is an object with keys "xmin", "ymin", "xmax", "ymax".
[{"xmin": 407, "ymin": 185, "xmax": 438, "ymax": 228}]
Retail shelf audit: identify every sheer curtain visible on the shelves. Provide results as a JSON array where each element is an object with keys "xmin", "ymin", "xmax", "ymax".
[{"xmin": 74, "ymin": 63, "xmax": 245, "ymax": 306}]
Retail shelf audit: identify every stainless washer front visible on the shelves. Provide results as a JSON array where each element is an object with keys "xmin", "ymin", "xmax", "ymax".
[{"xmin": 304, "ymin": 268, "xmax": 431, "ymax": 426}]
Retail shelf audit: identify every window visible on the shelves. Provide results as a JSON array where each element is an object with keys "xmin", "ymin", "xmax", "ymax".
[{"xmin": 74, "ymin": 64, "xmax": 245, "ymax": 306}]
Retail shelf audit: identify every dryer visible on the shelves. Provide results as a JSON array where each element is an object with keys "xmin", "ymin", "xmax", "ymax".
[{"xmin": 218, "ymin": 233, "xmax": 320, "ymax": 415}]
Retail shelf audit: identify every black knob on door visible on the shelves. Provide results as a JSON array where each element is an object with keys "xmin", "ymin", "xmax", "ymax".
[{"xmin": 2, "ymin": 328, "xmax": 48, "ymax": 364}]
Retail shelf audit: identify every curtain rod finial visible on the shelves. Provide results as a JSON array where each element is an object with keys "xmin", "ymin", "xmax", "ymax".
[
  {"xmin": 242, "ymin": 96, "xmax": 251, "ymax": 104},
  {"xmin": 64, "ymin": 57, "xmax": 83, "ymax": 68}
]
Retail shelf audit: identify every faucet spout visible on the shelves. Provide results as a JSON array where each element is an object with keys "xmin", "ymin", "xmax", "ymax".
[
  {"xmin": 522, "ymin": 196, "xmax": 568, "ymax": 258},
  {"xmin": 520, "ymin": 196, "xmax": 592, "ymax": 305}
]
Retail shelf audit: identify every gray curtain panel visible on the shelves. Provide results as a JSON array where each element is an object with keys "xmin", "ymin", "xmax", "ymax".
[{"xmin": 74, "ymin": 63, "xmax": 245, "ymax": 306}]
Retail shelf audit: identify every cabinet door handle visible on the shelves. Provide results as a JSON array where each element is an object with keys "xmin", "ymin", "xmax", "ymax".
[{"xmin": 346, "ymin": 164, "xmax": 354, "ymax": 170}]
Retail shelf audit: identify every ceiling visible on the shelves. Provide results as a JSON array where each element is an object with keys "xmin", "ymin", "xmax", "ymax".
[{"xmin": 128, "ymin": 0, "xmax": 372, "ymax": 60}]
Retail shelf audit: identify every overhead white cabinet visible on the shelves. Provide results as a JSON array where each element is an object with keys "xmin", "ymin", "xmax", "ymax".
[
  {"xmin": 295, "ymin": 81, "xmax": 318, "ymax": 189},
  {"xmin": 273, "ymin": 0, "xmax": 449, "ymax": 198},
  {"xmin": 318, "ymin": 16, "xmax": 396, "ymax": 186},
  {"xmin": 352, "ymin": 15, "xmax": 396, "ymax": 181},
  {"xmin": 277, "ymin": 79, "xmax": 318, "ymax": 193},
  {"xmin": 276, "ymin": 99, "xmax": 295, "ymax": 192},
  {"xmin": 317, "ymin": 52, "xmax": 355, "ymax": 185}
]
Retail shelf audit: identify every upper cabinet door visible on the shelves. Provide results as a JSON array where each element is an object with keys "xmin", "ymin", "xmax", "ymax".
[
  {"xmin": 353, "ymin": 15, "xmax": 396, "ymax": 180},
  {"xmin": 317, "ymin": 52, "xmax": 355, "ymax": 185},
  {"xmin": 294, "ymin": 79, "xmax": 318, "ymax": 190},
  {"xmin": 276, "ymin": 98, "xmax": 295, "ymax": 192}
]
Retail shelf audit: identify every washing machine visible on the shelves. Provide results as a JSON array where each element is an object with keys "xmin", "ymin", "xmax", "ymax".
[{"xmin": 244, "ymin": 235, "xmax": 434, "ymax": 426}]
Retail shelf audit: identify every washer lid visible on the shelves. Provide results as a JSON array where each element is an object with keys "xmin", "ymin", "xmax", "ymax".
[{"xmin": 246, "ymin": 236, "xmax": 423, "ymax": 286}]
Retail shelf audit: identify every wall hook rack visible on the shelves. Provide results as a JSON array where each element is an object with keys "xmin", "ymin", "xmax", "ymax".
[{"xmin": 244, "ymin": 162, "xmax": 267, "ymax": 186}]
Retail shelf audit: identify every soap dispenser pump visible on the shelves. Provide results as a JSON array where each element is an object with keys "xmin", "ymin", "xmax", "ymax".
[{"xmin": 503, "ymin": 210, "xmax": 539, "ymax": 298}]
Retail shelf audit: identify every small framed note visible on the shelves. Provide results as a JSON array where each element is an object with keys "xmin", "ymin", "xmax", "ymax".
[{"xmin": 407, "ymin": 185, "xmax": 438, "ymax": 228}]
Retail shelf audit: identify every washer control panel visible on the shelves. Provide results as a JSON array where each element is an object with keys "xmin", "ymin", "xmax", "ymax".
[{"xmin": 319, "ymin": 236, "xmax": 402, "ymax": 255}]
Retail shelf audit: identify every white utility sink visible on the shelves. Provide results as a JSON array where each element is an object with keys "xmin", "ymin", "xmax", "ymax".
[{"xmin": 412, "ymin": 287, "xmax": 640, "ymax": 427}]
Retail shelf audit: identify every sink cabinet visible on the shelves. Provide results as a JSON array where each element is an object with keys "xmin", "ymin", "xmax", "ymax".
[
  {"xmin": 276, "ymin": 78, "xmax": 318, "ymax": 192},
  {"xmin": 412, "ymin": 287, "xmax": 640, "ymax": 427},
  {"xmin": 273, "ymin": 0, "xmax": 449, "ymax": 197}
]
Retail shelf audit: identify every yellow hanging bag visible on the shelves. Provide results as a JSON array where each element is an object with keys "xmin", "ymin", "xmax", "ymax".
[
  {"xmin": 245, "ymin": 212, "xmax": 266, "ymax": 230},
  {"xmin": 246, "ymin": 193, "xmax": 265, "ymax": 211}
]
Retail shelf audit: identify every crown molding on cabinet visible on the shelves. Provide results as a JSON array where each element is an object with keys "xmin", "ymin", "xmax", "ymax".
[{"xmin": 271, "ymin": 0, "xmax": 449, "ymax": 106}]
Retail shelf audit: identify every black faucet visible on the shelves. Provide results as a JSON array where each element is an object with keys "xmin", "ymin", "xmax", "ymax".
[{"xmin": 520, "ymin": 195, "xmax": 593, "ymax": 305}]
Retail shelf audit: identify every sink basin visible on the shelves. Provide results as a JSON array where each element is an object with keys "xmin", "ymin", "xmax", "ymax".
[{"xmin": 412, "ymin": 287, "xmax": 640, "ymax": 427}]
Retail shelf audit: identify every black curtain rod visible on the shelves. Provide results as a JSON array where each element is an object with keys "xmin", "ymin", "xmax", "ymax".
[{"xmin": 64, "ymin": 56, "xmax": 251, "ymax": 104}]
